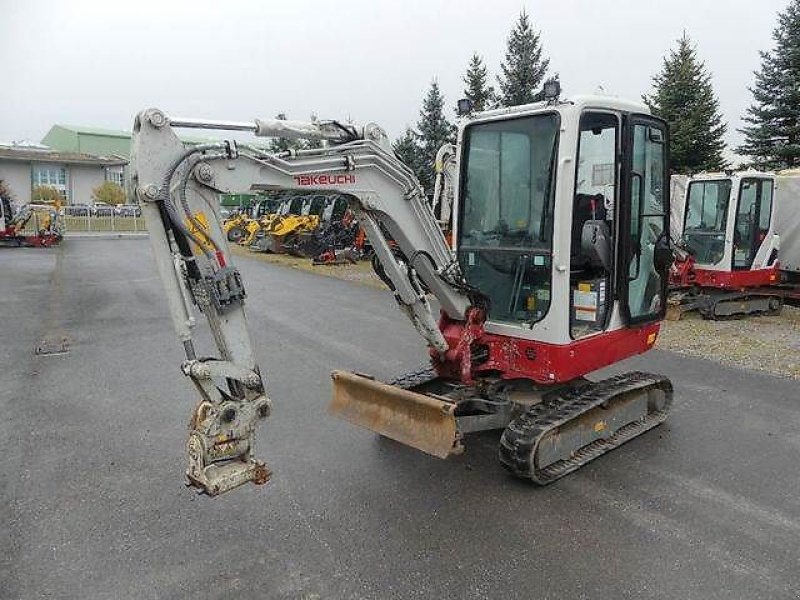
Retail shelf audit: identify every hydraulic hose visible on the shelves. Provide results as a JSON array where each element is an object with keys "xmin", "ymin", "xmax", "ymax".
[{"xmin": 156, "ymin": 143, "xmax": 225, "ymax": 259}]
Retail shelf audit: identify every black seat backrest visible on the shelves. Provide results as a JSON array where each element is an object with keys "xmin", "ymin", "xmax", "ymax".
[{"xmin": 571, "ymin": 193, "xmax": 607, "ymax": 260}]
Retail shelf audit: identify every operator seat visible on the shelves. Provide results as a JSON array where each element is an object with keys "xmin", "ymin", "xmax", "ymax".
[{"xmin": 571, "ymin": 193, "xmax": 607, "ymax": 268}]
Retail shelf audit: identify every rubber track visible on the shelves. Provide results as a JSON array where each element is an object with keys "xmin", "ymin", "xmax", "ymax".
[
  {"xmin": 701, "ymin": 292, "xmax": 783, "ymax": 320},
  {"xmin": 499, "ymin": 371, "xmax": 673, "ymax": 485},
  {"xmin": 390, "ymin": 367, "xmax": 440, "ymax": 389}
]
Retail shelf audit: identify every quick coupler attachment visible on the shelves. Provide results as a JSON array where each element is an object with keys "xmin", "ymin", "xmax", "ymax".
[{"xmin": 185, "ymin": 395, "xmax": 272, "ymax": 496}]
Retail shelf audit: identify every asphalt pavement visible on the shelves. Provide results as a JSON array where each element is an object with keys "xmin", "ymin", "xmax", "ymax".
[{"xmin": 1, "ymin": 239, "xmax": 799, "ymax": 600}]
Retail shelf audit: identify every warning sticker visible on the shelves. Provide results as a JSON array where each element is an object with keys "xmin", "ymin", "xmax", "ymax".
[
  {"xmin": 185, "ymin": 211, "xmax": 214, "ymax": 253},
  {"xmin": 574, "ymin": 290, "xmax": 598, "ymax": 322}
]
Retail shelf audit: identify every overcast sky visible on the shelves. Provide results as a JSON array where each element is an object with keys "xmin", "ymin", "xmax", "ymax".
[{"xmin": 0, "ymin": 0, "xmax": 790, "ymax": 155}]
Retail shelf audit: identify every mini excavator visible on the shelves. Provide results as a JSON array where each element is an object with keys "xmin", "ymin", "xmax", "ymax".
[{"xmin": 131, "ymin": 88, "xmax": 675, "ymax": 496}]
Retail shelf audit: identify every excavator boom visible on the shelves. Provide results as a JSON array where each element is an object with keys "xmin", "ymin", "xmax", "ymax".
[{"xmin": 131, "ymin": 108, "xmax": 472, "ymax": 494}]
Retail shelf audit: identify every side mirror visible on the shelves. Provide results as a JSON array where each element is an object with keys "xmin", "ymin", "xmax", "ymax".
[{"xmin": 581, "ymin": 220, "xmax": 612, "ymax": 271}]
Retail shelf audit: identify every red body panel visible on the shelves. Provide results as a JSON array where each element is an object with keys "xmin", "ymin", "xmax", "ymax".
[
  {"xmin": 692, "ymin": 265, "xmax": 780, "ymax": 289},
  {"xmin": 0, "ymin": 230, "xmax": 61, "ymax": 247},
  {"xmin": 434, "ymin": 311, "xmax": 660, "ymax": 385},
  {"xmin": 669, "ymin": 253, "xmax": 780, "ymax": 290}
]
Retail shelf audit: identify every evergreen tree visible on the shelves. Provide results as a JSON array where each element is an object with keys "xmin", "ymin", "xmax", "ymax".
[
  {"xmin": 643, "ymin": 34, "xmax": 727, "ymax": 173},
  {"xmin": 415, "ymin": 80, "xmax": 453, "ymax": 192},
  {"xmin": 393, "ymin": 126, "xmax": 423, "ymax": 182},
  {"xmin": 462, "ymin": 53, "xmax": 495, "ymax": 112},
  {"xmin": 497, "ymin": 10, "xmax": 550, "ymax": 107},
  {"xmin": 739, "ymin": 0, "xmax": 800, "ymax": 169}
]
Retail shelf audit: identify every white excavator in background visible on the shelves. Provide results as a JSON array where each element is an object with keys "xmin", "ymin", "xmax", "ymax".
[
  {"xmin": 131, "ymin": 86, "xmax": 675, "ymax": 496},
  {"xmin": 669, "ymin": 170, "xmax": 800, "ymax": 317}
]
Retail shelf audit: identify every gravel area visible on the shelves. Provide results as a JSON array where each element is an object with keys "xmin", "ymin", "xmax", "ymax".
[
  {"xmin": 232, "ymin": 246, "xmax": 800, "ymax": 380},
  {"xmin": 657, "ymin": 305, "xmax": 800, "ymax": 380}
]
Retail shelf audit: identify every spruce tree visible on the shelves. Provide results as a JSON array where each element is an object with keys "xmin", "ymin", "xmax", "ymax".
[
  {"xmin": 497, "ymin": 10, "xmax": 550, "ymax": 107},
  {"xmin": 643, "ymin": 34, "xmax": 727, "ymax": 173},
  {"xmin": 415, "ymin": 80, "xmax": 453, "ymax": 192},
  {"xmin": 393, "ymin": 126, "xmax": 423, "ymax": 182},
  {"xmin": 462, "ymin": 53, "xmax": 495, "ymax": 112},
  {"xmin": 739, "ymin": 0, "xmax": 800, "ymax": 169}
]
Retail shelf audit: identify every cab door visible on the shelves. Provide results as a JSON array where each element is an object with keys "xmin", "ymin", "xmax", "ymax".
[
  {"xmin": 733, "ymin": 177, "xmax": 773, "ymax": 270},
  {"xmin": 619, "ymin": 115, "xmax": 671, "ymax": 324}
]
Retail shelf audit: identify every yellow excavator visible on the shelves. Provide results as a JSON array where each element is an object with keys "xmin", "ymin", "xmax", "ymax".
[
  {"xmin": 237, "ymin": 195, "xmax": 295, "ymax": 247},
  {"xmin": 247, "ymin": 194, "xmax": 321, "ymax": 252},
  {"xmin": 223, "ymin": 196, "xmax": 281, "ymax": 243},
  {"xmin": 223, "ymin": 211, "xmax": 251, "ymax": 243}
]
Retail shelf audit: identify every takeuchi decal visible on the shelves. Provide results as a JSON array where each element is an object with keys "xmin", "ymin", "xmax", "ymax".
[{"xmin": 294, "ymin": 174, "xmax": 356, "ymax": 186}]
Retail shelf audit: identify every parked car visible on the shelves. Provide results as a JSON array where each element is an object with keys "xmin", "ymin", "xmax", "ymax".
[
  {"xmin": 93, "ymin": 202, "xmax": 116, "ymax": 217},
  {"xmin": 117, "ymin": 204, "xmax": 142, "ymax": 217},
  {"xmin": 61, "ymin": 204, "xmax": 92, "ymax": 217}
]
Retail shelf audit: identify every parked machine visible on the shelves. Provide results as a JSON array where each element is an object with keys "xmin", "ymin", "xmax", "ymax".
[
  {"xmin": 249, "ymin": 194, "xmax": 321, "ymax": 253},
  {"xmin": 290, "ymin": 194, "xmax": 355, "ymax": 258},
  {"xmin": 0, "ymin": 193, "xmax": 63, "ymax": 247},
  {"xmin": 669, "ymin": 171, "xmax": 791, "ymax": 318},
  {"xmin": 223, "ymin": 195, "xmax": 281, "ymax": 243},
  {"xmin": 774, "ymin": 170, "xmax": 800, "ymax": 285},
  {"xmin": 130, "ymin": 91, "xmax": 675, "ymax": 496},
  {"xmin": 236, "ymin": 195, "xmax": 296, "ymax": 247}
]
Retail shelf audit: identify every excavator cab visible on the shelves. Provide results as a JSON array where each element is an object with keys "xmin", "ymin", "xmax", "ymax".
[
  {"xmin": 456, "ymin": 101, "xmax": 670, "ymax": 354},
  {"xmin": 674, "ymin": 172, "xmax": 781, "ymax": 317},
  {"xmin": 681, "ymin": 173, "xmax": 778, "ymax": 273}
]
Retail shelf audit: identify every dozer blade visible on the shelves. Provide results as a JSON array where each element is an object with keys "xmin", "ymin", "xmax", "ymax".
[{"xmin": 330, "ymin": 370, "xmax": 461, "ymax": 459}]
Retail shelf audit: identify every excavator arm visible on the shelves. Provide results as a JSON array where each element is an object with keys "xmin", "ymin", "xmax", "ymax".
[{"xmin": 130, "ymin": 108, "xmax": 472, "ymax": 495}]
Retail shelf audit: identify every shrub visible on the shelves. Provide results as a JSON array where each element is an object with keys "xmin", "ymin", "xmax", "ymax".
[
  {"xmin": 92, "ymin": 181, "xmax": 126, "ymax": 205},
  {"xmin": 32, "ymin": 185, "xmax": 63, "ymax": 203}
]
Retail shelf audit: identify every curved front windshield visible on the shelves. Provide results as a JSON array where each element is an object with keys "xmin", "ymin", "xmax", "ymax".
[
  {"xmin": 683, "ymin": 179, "xmax": 731, "ymax": 265},
  {"xmin": 457, "ymin": 114, "xmax": 559, "ymax": 325}
]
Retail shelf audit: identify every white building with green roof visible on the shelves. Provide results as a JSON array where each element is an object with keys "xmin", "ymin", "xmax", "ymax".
[{"xmin": 0, "ymin": 124, "xmax": 270, "ymax": 207}]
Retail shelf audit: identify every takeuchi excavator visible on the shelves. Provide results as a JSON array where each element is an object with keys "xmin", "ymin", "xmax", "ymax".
[
  {"xmin": 131, "ymin": 89, "xmax": 675, "ymax": 496},
  {"xmin": 669, "ymin": 171, "xmax": 784, "ymax": 318}
]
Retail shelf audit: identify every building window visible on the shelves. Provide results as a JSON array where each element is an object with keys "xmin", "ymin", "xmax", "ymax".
[
  {"xmin": 32, "ymin": 164, "xmax": 68, "ymax": 200},
  {"xmin": 105, "ymin": 166, "xmax": 124, "ymax": 186}
]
